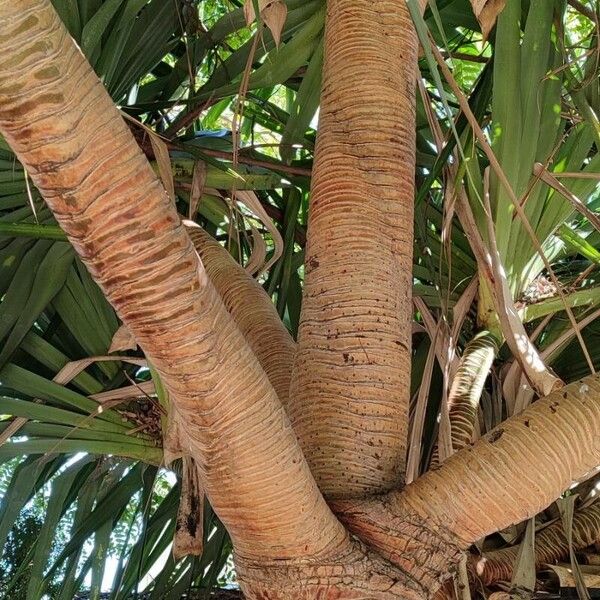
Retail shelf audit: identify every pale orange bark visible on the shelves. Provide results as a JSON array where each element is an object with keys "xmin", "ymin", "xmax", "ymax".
[
  {"xmin": 0, "ymin": 0, "xmax": 344, "ymax": 563},
  {"xmin": 337, "ymin": 376, "xmax": 600, "ymax": 568},
  {"xmin": 288, "ymin": 0, "xmax": 418, "ymax": 498},
  {"xmin": 185, "ymin": 223, "xmax": 296, "ymax": 405},
  {"xmin": 474, "ymin": 499, "xmax": 600, "ymax": 585},
  {"xmin": 446, "ymin": 331, "xmax": 499, "ymax": 453}
]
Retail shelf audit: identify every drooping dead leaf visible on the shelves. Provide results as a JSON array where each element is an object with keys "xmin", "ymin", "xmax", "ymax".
[
  {"xmin": 406, "ymin": 331, "xmax": 436, "ymax": 484},
  {"xmin": 244, "ymin": 0, "xmax": 287, "ymax": 46},
  {"xmin": 511, "ymin": 518, "xmax": 536, "ymax": 594},
  {"xmin": 235, "ymin": 190, "xmax": 283, "ymax": 276},
  {"xmin": 188, "ymin": 160, "xmax": 207, "ymax": 219},
  {"xmin": 173, "ymin": 456, "xmax": 204, "ymax": 560},
  {"xmin": 109, "ymin": 324, "xmax": 138, "ymax": 353},
  {"xmin": 547, "ymin": 563, "xmax": 600, "ymax": 590},
  {"xmin": 89, "ymin": 381, "xmax": 155, "ymax": 403},
  {"xmin": 244, "ymin": 224, "xmax": 268, "ymax": 276},
  {"xmin": 148, "ymin": 132, "xmax": 175, "ymax": 202},
  {"xmin": 558, "ymin": 496, "xmax": 593, "ymax": 600},
  {"xmin": 470, "ymin": 0, "xmax": 507, "ymax": 40}
]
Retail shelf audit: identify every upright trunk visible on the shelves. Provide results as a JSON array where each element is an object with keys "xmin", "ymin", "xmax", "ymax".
[{"xmin": 288, "ymin": 0, "xmax": 418, "ymax": 498}]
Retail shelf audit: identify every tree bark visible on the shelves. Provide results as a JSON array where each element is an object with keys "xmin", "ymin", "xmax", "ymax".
[
  {"xmin": 7, "ymin": 2, "xmax": 600, "ymax": 600},
  {"xmin": 446, "ymin": 331, "xmax": 499, "ymax": 454},
  {"xmin": 0, "ymin": 0, "xmax": 345, "ymax": 564},
  {"xmin": 474, "ymin": 499, "xmax": 600, "ymax": 585},
  {"xmin": 185, "ymin": 223, "xmax": 296, "ymax": 406},
  {"xmin": 337, "ymin": 375, "xmax": 600, "ymax": 567},
  {"xmin": 288, "ymin": 0, "xmax": 418, "ymax": 499}
]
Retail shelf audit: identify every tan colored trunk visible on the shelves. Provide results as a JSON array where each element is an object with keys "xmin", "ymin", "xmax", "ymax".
[
  {"xmin": 0, "ymin": 2, "xmax": 452, "ymax": 598},
  {"xmin": 337, "ymin": 375, "xmax": 600, "ymax": 566},
  {"xmin": 288, "ymin": 0, "xmax": 418, "ymax": 498},
  {"xmin": 0, "ymin": 0, "xmax": 345, "ymax": 564},
  {"xmin": 7, "ymin": 2, "xmax": 600, "ymax": 600},
  {"xmin": 185, "ymin": 223, "xmax": 296, "ymax": 405}
]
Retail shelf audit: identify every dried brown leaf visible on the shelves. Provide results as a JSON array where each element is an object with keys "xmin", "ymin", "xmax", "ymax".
[
  {"xmin": 149, "ymin": 133, "xmax": 175, "ymax": 202},
  {"xmin": 109, "ymin": 324, "xmax": 138, "ymax": 353},
  {"xmin": 188, "ymin": 160, "xmax": 207, "ymax": 219},
  {"xmin": 244, "ymin": 0, "xmax": 287, "ymax": 46},
  {"xmin": 406, "ymin": 331, "xmax": 437, "ymax": 484},
  {"xmin": 244, "ymin": 224, "xmax": 268, "ymax": 276},
  {"xmin": 89, "ymin": 381, "xmax": 155, "ymax": 403},
  {"xmin": 470, "ymin": 0, "xmax": 507, "ymax": 40},
  {"xmin": 235, "ymin": 190, "xmax": 283, "ymax": 276}
]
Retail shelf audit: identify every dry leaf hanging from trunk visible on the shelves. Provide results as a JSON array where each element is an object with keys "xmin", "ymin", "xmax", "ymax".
[
  {"xmin": 173, "ymin": 456, "xmax": 204, "ymax": 560},
  {"xmin": 470, "ymin": 0, "xmax": 507, "ymax": 40},
  {"xmin": 108, "ymin": 324, "xmax": 138, "ymax": 353},
  {"xmin": 244, "ymin": 0, "xmax": 287, "ymax": 46}
]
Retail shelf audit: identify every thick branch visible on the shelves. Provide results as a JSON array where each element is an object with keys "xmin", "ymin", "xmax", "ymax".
[
  {"xmin": 288, "ymin": 0, "xmax": 418, "ymax": 498},
  {"xmin": 0, "ymin": 0, "xmax": 346, "ymax": 561},
  {"xmin": 185, "ymin": 224, "xmax": 296, "ymax": 405},
  {"xmin": 336, "ymin": 375, "xmax": 600, "ymax": 578}
]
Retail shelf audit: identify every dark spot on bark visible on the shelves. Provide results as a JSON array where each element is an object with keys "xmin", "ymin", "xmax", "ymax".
[
  {"xmin": 563, "ymin": 392, "xmax": 568, "ymax": 399},
  {"xmin": 488, "ymin": 428, "xmax": 504, "ymax": 443},
  {"xmin": 308, "ymin": 256, "xmax": 320, "ymax": 270},
  {"xmin": 186, "ymin": 512, "xmax": 198, "ymax": 537},
  {"xmin": 524, "ymin": 420, "xmax": 530, "ymax": 428},
  {"xmin": 550, "ymin": 402, "xmax": 559, "ymax": 413},
  {"xmin": 343, "ymin": 352, "xmax": 350, "ymax": 363}
]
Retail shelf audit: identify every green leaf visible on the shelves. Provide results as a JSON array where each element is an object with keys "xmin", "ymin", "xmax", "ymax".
[
  {"xmin": 0, "ymin": 242, "xmax": 73, "ymax": 371},
  {"xmin": 81, "ymin": 0, "xmax": 127, "ymax": 57}
]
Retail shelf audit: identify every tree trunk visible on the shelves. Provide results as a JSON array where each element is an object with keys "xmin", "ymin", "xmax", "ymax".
[
  {"xmin": 287, "ymin": 0, "xmax": 418, "ymax": 499},
  {"xmin": 5, "ymin": 2, "xmax": 600, "ymax": 599}
]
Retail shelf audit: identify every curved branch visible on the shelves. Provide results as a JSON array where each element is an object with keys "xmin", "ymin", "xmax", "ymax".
[
  {"xmin": 0, "ymin": 0, "xmax": 346, "ymax": 561},
  {"xmin": 185, "ymin": 223, "xmax": 296, "ymax": 405},
  {"xmin": 431, "ymin": 331, "xmax": 498, "ymax": 466},
  {"xmin": 446, "ymin": 331, "xmax": 499, "ymax": 453},
  {"xmin": 336, "ymin": 375, "xmax": 600, "ymax": 584},
  {"xmin": 288, "ymin": 0, "xmax": 418, "ymax": 498},
  {"xmin": 474, "ymin": 500, "xmax": 600, "ymax": 585}
]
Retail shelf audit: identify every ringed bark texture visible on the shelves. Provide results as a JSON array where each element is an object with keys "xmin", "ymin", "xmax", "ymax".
[
  {"xmin": 338, "ymin": 376, "xmax": 600, "ymax": 559},
  {"xmin": 289, "ymin": 0, "xmax": 418, "ymax": 498},
  {"xmin": 186, "ymin": 223, "xmax": 296, "ymax": 405},
  {"xmin": 446, "ymin": 331, "xmax": 499, "ymax": 454},
  {"xmin": 474, "ymin": 500, "xmax": 600, "ymax": 585},
  {"xmin": 0, "ymin": 0, "xmax": 346, "ymax": 562}
]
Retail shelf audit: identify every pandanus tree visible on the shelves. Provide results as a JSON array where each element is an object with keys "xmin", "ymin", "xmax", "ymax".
[{"xmin": 1, "ymin": 0, "xmax": 600, "ymax": 598}]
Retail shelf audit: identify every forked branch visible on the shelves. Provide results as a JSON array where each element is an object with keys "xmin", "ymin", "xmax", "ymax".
[
  {"xmin": 0, "ymin": 0, "xmax": 345, "ymax": 561},
  {"xmin": 337, "ymin": 375, "xmax": 600, "ymax": 584}
]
